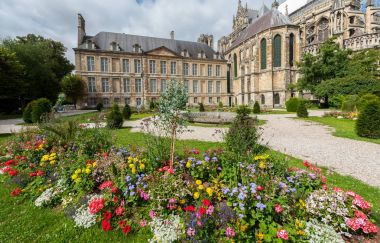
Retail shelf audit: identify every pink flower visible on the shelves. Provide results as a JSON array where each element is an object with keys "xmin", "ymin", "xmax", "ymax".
[
  {"xmin": 352, "ymin": 195, "xmax": 371, "ymax": 210},
  {"xmin": 139, "ymin": 220, "xmax": 147, "ymax": 227},
  {"xmin": 88, "ymin": 197, "xmax": 105, "ymax": 214},
  {"xmin": 149, "ymin": 210, "xmax": 156, "ymax": 219},
  {"xmin": 197, "ymin": 220, "xmax": 202, "ymax": 226},
  {"xmin": 187, "ymin": 227, "xmax": 196, "ymax": 237},
  {"xmin": 101, "ymin": 219, "xmax": 112, "ymax": 232},
  {"xmin": 169, "ymin": 198, "xmax": 176, "ymax": 204},
  {"xmin": 363, "ymin": 223, "xmax": 378, "ymax": 234},
  {"xmin": 99, "ymin": 181, "xmax": 113, "ymax": 190},
  {"xmin": 206, "ymin": 205, "xmax": 214, "ymax": 215},
  {"xmin": 346, "ymin": 190, "xmax": 357, "ymax": 197},
  {"xmin": 226, "ymin": 227, "xmax": 235, "ymax": 238},
  {"xmin": 333, "ymin": 187, "xmax": 343, "ymax": 193},
  {"xmin": 274, "ymin": 204, "xmax": 283, "ymax": 214},
  {"xmin": 115, "ymin": 206, "xmax": 124, "ymax": 216},
  {"xmin": 277, "ymin": 229, "xmax": 289, "ymax": 240}
]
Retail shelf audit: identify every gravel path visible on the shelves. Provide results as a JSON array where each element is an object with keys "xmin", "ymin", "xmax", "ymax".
[{"xmin": 129, "ymin": 111, "xmax": 380, "ymax": 188}]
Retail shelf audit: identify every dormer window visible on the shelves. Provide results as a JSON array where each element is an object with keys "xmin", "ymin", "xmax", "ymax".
[
  {"xmin": 133, "ymin": 44, "xmax": 141, "ymax": 53},
  {"xmin": 86, "ymin": 40, "xmax": 95, "ymax": 49},
  {"xmin": 198, "ymin": 51, "xmax": 206, "ymax": 59},
  {"xmin": 182, "ymin": 49, "xmax": 189, "ymax": 57},
  {"xmin": 110, "ymin": 42, "xmax": 120, "ymax": 51}
]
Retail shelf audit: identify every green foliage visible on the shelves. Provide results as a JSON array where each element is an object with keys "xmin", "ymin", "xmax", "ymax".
[
  {"xmin": 253, "ymin": 101, "xmax": 261, "ymax": 114},
  {"xmin": 341, "ymin": 95, "xmax": 359, "ymax": 112},
  {"xmin": 199, "ymin": 102, "xmax": 205, "ymax": 112},
  {"xmin": 60, "ymin": 74, "xmax": 85, "ymax": 108},
  {"xmin": 40, "ymin": 120, "xmax": 80, "ymax": 145},
  {"xmin": 328, "ymin": 94, "xmax": 345, "ymax": 108},
  {"xmin": 122, "ymin": 104, "xmax": 132, "ymax": 120},
  {"xmin": 286, "ymin": 98, "xmax": 300, "ymax": 112},
  {"xmin": 106, "ymin": 104, "xmax": 124, "ymax": 129},
  {"xmin": 149, "ymin": 100, "xmax": 157, "ymax": 111},
  {"xmin": 297, "ymin": 101, "xmax": 309, "ymax": 118},
  {"xmin": 75, "ymin": 128, "xmax": 112, "ymax": 156},
  {"xmin": 357, "ymin": 93, "xmax": 380, "ymax": 112},
  {"xmin": 356, "ymin": 100, "xmax": 380, "ymax": 139},
  {"xmin": 96, "ymin": 103, "xmax": 103, "ymax": 111},
  {"xmin": 236, "ymin": 105, "xmax": 251, "ymax": 117},
  {"xmin": 218, "ymin": 101, "xmax": 223, "ymax": 109},
  {"xmin": 22, "ymin": 101, "xmax": 34, "ymax": 123},
  {"xmin": 31, "ymin": 98, "xmax": 52, "ymax": 123}
]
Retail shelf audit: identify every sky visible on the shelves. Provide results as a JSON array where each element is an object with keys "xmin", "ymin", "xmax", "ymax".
[{"xmin": 0, "ymin": 0, "xmax": 279, "ymax": 62}]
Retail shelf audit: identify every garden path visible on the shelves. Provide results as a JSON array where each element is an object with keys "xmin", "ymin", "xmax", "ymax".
[{"xmin": 128, "ymin": 110, "xmax": 380, "ymax": 188}]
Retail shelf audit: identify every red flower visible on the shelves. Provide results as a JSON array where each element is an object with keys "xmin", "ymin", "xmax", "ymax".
[
  {"xmin": 198, "ymin": 207, "xmax": 206, "ymax": 215},
  {"xmin": 36, "ymin": 170, "xmax": 44, "ymax": 176},
  {"xmin": 113, "ymin": 196, "xmax": 118, "ymax": 202},
  {"xmin": 88, "ymin": 197, "xmax": 105, "ymax": 214},
  {"xmin": 5, "ymin": 160, "xmax": 17, "ymax": 166},
  {"xmin": 119, "ymin": 220, "xmax": 126, "ymax": 227},
  {"xmin": 115, "ymin": 206, "xmax": 124, "ymax": 216},
  {"xmin": 257, "ymin": 186, "xmax": 264, "ymax": 191},
  {"xmin": 202, "ymin": 199, "xmax": 211, "ymax": 207},
  {"xmin": 167, "ymin": 168, "xmax": 174, "ymax": 174},
  {"xmin": 99, "ymin": 181, "xmax": 113, "ymax": 190},
  {"xmin": 184, "ymin": 205, "xmax": 195, "ymax": 212},
  {"xmin": 352, "ymin": 195, "xmax": 371, "ymax": 210},
  {"xmin": 320, "ymin": 176, "xmax": 327, "ymax": 183},
  {"xmin": 10, "ymin": 187, "xmax": 22, "ymax": 197},
  {"xmin": 8, "ymin": 169, "xmax": 18, "ymax": 177},
  {"xmin": 303, "ymin": 160, "xmax": 311, "ymax": 167},
  {"xmin": 111, "ymin": 186, "xmax": 118, "ymax": 193},
  {"xmin": 103, "ymin": 152, "xmax": 109, "ymax": 157},
  {"xmin": 277, "ymin": 229, "xmax": 289, "ymax": 240},
  {"xmin": 333, "ymin": 187, "xmax": 343, "ymax": 193},
  {"xmin": 274, "ymin": 204, "xmax": 283, "ymax": 214},
  {"xmin": 122, "ymin": 225, "xmax": 131, "ymax": 235},
  {"xmin": 101, "ymin": 219, "xmax": 112, "ymax": 232},
  {"xmin": 29, "ymin": 172, "xmax": 37, "ymax": 177},
  {"xmin": 103, "ymin": 211, "xmax": 112, "ymax": 220}
]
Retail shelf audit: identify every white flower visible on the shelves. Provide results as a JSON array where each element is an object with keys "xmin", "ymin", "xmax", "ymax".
[
  {"xmin": 305, "ymin": 219, "xmax": 345, "ymax": 243},
  {"xmin": 73, "ymin": 204, "xmax": 97, "ymax": 228},
  {"xmin": 149, "ymin": 214, "xmax": 183, "ymax": 243}
]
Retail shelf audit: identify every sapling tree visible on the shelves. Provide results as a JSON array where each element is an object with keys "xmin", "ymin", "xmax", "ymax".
[{"xmin": 159, "ymin": 80, "xmax": 188, "ymax": 169}]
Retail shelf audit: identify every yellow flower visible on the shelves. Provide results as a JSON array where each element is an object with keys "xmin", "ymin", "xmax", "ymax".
[
  {"xmin": 131, "ymin": 168, "xmax": 136, "ymax": 174},
  {"xmin": 193, "ymin": 192, "xmax": 200, "ymax": 200},
  {"xmin": 85, "ymin": 168, "xmax": 91, "ymax": 174},
  {"xmin": 240, "ymin": 224, "xmax": 248, "ymax": 232},
  {"xmin": 40, "ymin": 162, "xmax": 45, "ymax": 167},
  {"xmin": 256, "ymin": 232, "xmax": 265, "ymax": 240},
  {"xmin": 139, "ymin": 164, "xmax": 145, "ymax": 170},
  {"xmin": 49, "ymin": 160, "xmax": 56, "ymax": 165},
  {"xmin": 206, "ymin": 187, "xmax": 213, "ymax": 196},
  {"xmin": 195, "ymin": 180, "xmax": 202, "ymax": 185},
  {"xmin": 129, "ymin": 164, "xmax": 135, "ymax": 169},
  {"xmin": 295, "ymin": 219, "xmax": 304, "ymax": 228},
  {"xmin": 179, "ymin": 199, "xmax": 186, "ymax": 204},
  {"xmin": 71, "ymin": 174, "xmax": 78, "ymax": 180},
  {"xmin": 299, "ymin": 199, "xmax": 306, "ymax": 208},
  {"xmin": 198, "ymin": 185, "xmax": 205, "ymax": 190},
  {"xmin": 92, "ymin": 162, "xmax": 97, "ymax": 167},
  {"xmin": 75, "ymin": 169, "xmax": 81, "ymax": 174},
  {"xmin": 75, "ymin": 178, "xmax": 82, "ymax": 183},
  {"xmin": 296, "ymin": 230, "xmax": 305, "ymax": 235},
  {"xmin": 259, "ymin": 161, "xmax": 267, "ymax": 169},
  {"xmin": 186, "ymin": 161, "xmax": 192, "ymax": 168}
]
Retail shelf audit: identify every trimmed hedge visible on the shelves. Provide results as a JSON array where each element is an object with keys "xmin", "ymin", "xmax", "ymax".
[
  {"xmin": 23, "ymin": 98, "xmax": 52, "ymax": 123},
  {"xmin": 356, "ymin": 100, "xmax": 380, "ymax": 138},
  {"xmin": 253, "ymin": 101, "xmax": 261, "ymax": 114},
  {"xmin": 107, "ymin": 104, "xmax": 124, "ymax": 129},
  {"xmin": 122, "ymin": 104, "xmax": 132, "ymax": 120},
  {"xmin": 199, "ymin": 103, "xmax": 205, "ymax": 112},
  {"xmin": 286, "ymin": 98, "xmax": 300, "ymax": 112},
  {"xmin": 297, "ymin": 101, "xmax": 309, "ymax": 118}
]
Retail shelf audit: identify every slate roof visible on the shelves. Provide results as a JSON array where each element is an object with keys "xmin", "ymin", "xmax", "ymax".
[
  {"xmin": 78, "ymin": 32, "xmax": 219, "ymax": 60},
  {"xmin": 229, "ymin": 9, "xmax": 294, "ymax": 51}
]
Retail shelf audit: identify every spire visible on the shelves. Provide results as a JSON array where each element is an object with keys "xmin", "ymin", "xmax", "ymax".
[
  {"xmin": 285, "ymin": 4, "xmax": 289, "ymax": 16},
  {"xmin": 246, "ymin": 2, "xmax": 248, "ymax": 10},
  {"xmin": 238, "ymin": 0, "xmax": 242, "ymax": 7},
  {"xmin": 272, "ymin": 0, "xmax": 279, "ymax": 9}
]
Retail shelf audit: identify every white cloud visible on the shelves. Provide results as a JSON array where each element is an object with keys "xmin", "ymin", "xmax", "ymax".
[{"xmin": 0, "ymin": 0, "xmax": 278, "ymax": 62}]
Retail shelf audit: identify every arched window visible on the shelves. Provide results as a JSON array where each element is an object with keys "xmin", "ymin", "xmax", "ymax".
[
  {"xmin": 274, "ymin": 93, "xmax": 280, "ymax": 105},
  {"xmin": 318, "ymin": 18, "xmax": 329, "ymax": 42},
  {"xmin": 261, "ymin": 94, "xmax": 265, "ymax": 105},
  {"xmin": 260, "ymin": 39, "xmax": 267, "ymax": 70},
  {"xmin": 233, "ymin": 53, "xmax": 238, "ymax": 77},
  {"xmin": 289, "ymin": 33, "xmax": 294, "ymax": 67},
  {"xmin": 273, "ymin": 35, "xmax": 281, "ymax": 67}
]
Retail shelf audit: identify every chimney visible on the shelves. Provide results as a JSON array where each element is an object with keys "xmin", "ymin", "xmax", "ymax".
[
  {"xmin": 170, "ymin": 31, "xmax": 175, "ymax": 40},
  {"xmin": 77, "ymin": 13, "xmax": 86, "ymax": 46}
]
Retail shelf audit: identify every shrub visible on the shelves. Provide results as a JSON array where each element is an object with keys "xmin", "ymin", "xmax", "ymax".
[
  {"xmin": 22, "ymin": 101, "xmax": 34, "ymax": 123},
  {"xmin": 31, "ymin": 98, "xmax": 52, "ymax": 123},
  {"xmin": 236, "ymin": 105, "xmax": 251, "ymax": 117},
  {"xmin": 285, "ymin": 98, "xmax": 300, "ymax": 112},
  {"xmin": 199, "ymin": 103, "xmax": 205, "ymax": 112},
  {"xmin": 122, "ymin": 104, "xmax": 132, "ymax": 120},
  {"xmin": 253, "ymin": 101, "xmax": 261, "ymax": 114},
  {"xmin": 356, "ymin": 100, "xmax": 380, "ymax": 138},
  {"xmin": 297, "ymin": 101, "xmax": 309, "ymax": 118},
  {"xmin": 357, "ymin": 93, "xmax": 380, "ymax": 112},
  {"xmin": 341, "ymin": 95, "xmax": 359, "ymax": 112},
  {"xmin": 329, "ymin": 94, "xmax": 345, "ymax": 108},
  {"xmin": 218, "ymin": 102, "xmax": 223, "ymax": 109},
  {"xmin": 149, "ymin": 100, "xmax": 156, "ymax": 111},
  {"xmin": 106, "ymin": 104, "xmax": 123, "ymax": 129},
  {"xmin": 96, "ymin": 103, "xmax": 103, "ymax": 111}
]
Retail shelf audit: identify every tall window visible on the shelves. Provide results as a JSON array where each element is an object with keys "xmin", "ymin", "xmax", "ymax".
[
  {"xmin": 101, "ymin": 58, "xmax": 108, "ymax": 72},
  {"xmin": 318, "ymin": 18, "xmax": 329, "ymax": 42},
  {"xmin": 192, "ymin": 64, "xmax": 198, "ymax": 76},
  {"xmin": 216, "ymin": 81, "xmax": 221, "ymax": 93},
  {"xmin": 260, "ymin": 39, "xmax": 267, "ymax": 70},
  {"xmin": 103, "ymin": 98, "xmax": 110, "ymax": 107},
  {"xmin": 160, "ymin": 79, "xmax": 167, "ymax": 93},
  {"xmin": 88, "ymin": 77, "xmax": 96, "ymax": 92},
  {"xmin": 193, "ymin": 80, "xmax": 199, "ymax": 93},
  {"xmin": 123, "ymin": 59, "xmax": 130, "ymax": 73},
  {"xmin": 101, "ymin": 78, "xmax": 109, "ymax": 92},
  {"xmin": 208, "ymin": 64, "xmax": 212, "ymax": 76},
  {"xmin": 261, "ymin": 94, "xmax": 265, "ymax": 105},
  {"xmin": 183, "ymin": 63, "xmax": 189, "ymax": 76},
  {"xmin": 216, "ymin": 65, "xmax": 221, "ymax": 77},
  {"xmin": 134, "ymin": 59, "xmax": 141, "ymax": 73},
  {"xmin": 273, "ymin": 35, "xmax": 282, "ymax": 68},
  {"xmin": 160, "ymin": 61, "xmax": 167, "ymax": 74},
  {"xmin": 233, "ymin": 54, "xmax": 237, "ymax": 77},
  {"xmin": 149, "ymin": 79, "xmax": 157, "ymax": 92},
  {"xmin": 123, "ymin": 78, "xmax": 130, "ymax": 93},
  {"xmin": 184, "ymin": 80, "xmax": 189, "ymax": 93},
  {"xmin": 289, "ymin": 34, "xmax": 294, "ymax": 67},
  {"xmin": 87, "ymin": 56, "xmax": 95, "ymax": 71},
  {"xmin": 170, "ymin": 62, "xmax": 177, "ymax": 75},
  {"xmin": 135, "ymin": 79, "xmax": 142, "ymax": 93},
  {"xmin": 149, "ymin": 60, "xmax": 156, "ymax": 73},
  {"xmin": 274, "ymin": 93, "xmax": 280, "ymax": 105},
  {"xmin": 208, "ymin": 81, "xmax": 213, "ymax": 93},
  {"xmin": 136, "ymin": 98, "xmax": 142, "ymax": 106}
]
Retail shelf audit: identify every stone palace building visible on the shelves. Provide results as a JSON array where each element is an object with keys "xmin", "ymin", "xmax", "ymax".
[{"xmin": 75, "ymin": 0, "xmax": 380, "ymax": 108}]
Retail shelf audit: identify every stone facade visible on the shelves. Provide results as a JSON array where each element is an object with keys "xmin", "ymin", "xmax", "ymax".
[{"xmin": 74, "ymin": 15, "xmax": 229, "ymax": 109}]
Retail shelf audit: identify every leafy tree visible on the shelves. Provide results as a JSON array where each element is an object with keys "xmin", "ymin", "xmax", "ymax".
[
  {"xmin": 107, "ymin": 104, "xmax": 123, "ymax": 129},
  {"xmin": 286, "ymin": 98, "xmax": 300, "ymax": 112},
  {"xmin": 2, "ymin": 34, "xmax": 74, "ymax": 103},
  {"xmin": 61, "ymin": 74, "xmax": 85, "ymax": 108},
  {"xmin": 159, "ymin": 80, "xmax": 188, "ymax": 169},
  {"xmin": 297, "ymin": 101, "xmax": 309, "ymax": 118},
  {"xmin": 236, "ymin": 105, "xmax": 251, "ymax": 116}
]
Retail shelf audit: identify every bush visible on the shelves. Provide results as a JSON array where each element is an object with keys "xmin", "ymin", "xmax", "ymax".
[
  {"xmin": 329, "ymin": 95, "xmax": 345, "ymax": 108},
  {"xmin": 106, "ymin": 104, "xmax": 123, "ymax": 129},
  {"xmin": 297, "ymin": 101, "xmax": 309, "ymax": 118},
  {"xmin": 96, "ymin": 103, "xmax": 103, "ymax": 111},
  {"xmin": 341, "ymin": 95, "xmax": 359, "ymax": 112},
  {"xmin": 357, "ymin": 93, "xmax": 380, "ymax": 112},
  {"xmin": 22, "ymin": 101, "xmax": 34, "ymax": 123},
  {"xmin": 236, "ymin": 105, "xmax": 251, "ymax": 117},
  {"xmin": 149, "ymin": 100, "xmax": 156, "ymax": 111},
  {"xmin": 253, "ymin": 101, "xmax": 261, "ymax": 114},
  {"xmin": 122, "ymin": 104, "xmax": 132, "ymax": 120},
  {"xmin": 356, "ymin": 100, "xmax": 380, "ymax": 138},
  {"xmin": 286, "ymin": 98, "xmax": 300, "ymax": 112},
  {"xmin": 199, "ymin": 103, "xmax": 205, "ymax": 112},
  {"xmin": 218, "ymin": 102, "xmax": 223, "ymax": 109},
  {"xmin": 31, "ymin": 98, "xmax": 52, "ymax": 123}
]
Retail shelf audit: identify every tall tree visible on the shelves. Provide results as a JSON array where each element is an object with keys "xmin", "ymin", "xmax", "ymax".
[
  {"xmin": 2, "ymin": 34, "xmax": 74, "ymax": 103},
  {"xmin": 61, "ymin": 74, "xmax": 85, "ymax": 108}
]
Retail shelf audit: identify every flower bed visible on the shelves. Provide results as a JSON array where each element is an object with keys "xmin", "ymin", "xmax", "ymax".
[{"xmin": 0, "ymin": 129, "xmax": 378, "ymax": 242}]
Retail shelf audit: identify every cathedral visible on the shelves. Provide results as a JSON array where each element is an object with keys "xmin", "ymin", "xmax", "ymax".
[{"xmin": 218, "ymin": 0, "xmax": 380, "ymax": 107}]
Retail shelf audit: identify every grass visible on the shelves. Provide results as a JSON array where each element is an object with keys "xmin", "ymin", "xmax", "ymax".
[
  {"xmin": 303, "ymin": 117, "xmax": 380, "ymax": 145},
  {"xmin": 0, "ymin": 134, "xmax": 13, "ymax": 145},
  {"xmin": 259, "ymin": 110, "xmax": 294, "ymax": 115}
]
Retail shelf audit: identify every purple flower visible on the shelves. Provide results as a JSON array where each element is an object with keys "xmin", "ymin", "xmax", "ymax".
[
  {"xmin": 287, "ymin": 176, "xmax": 294, "ymax": 183},
  {"xmin": 256, "ymin": 202, "xmax": 266, "ymax": 211},
  {"xmin": 222, "ymin": 188, "xmax": 230, "ymax": 195},
  {"xmin": 238, "ymin": 192, "xmax": 246, "ymax": 200},
  {"xmin": 212, "ymin": 156, "xmax": 218, "ymax": 162},
  {"xmin": 125, "ymin": 176, "xmax": 131, "ymax": 182},
  {"xmin": 309, "ymin": 173, "xmax": 317, "ymax": 180},
  {"xmin": 279, "ymin": 182, "xmax": 287, "ymax": 189}
]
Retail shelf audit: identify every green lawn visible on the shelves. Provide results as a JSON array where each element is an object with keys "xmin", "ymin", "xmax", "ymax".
[
  {"xmin": 303, "ymin": 117, "xmax": 380, "ymax": 145},
  {"xmin": 0, "ymin": 134, "xmax": 13, "ymax": 145},
  {"xmin": 259, "ymin": 110, "xmax": 294, "ymax": 115}
]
